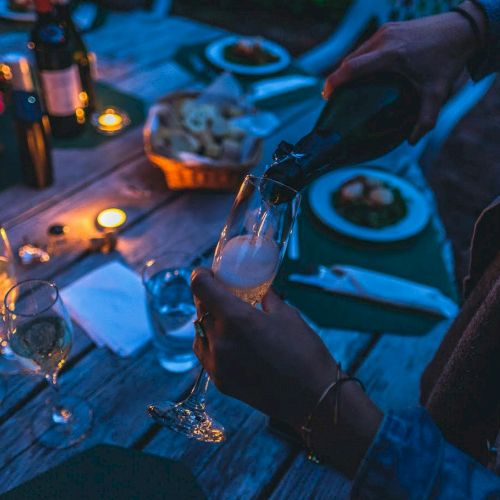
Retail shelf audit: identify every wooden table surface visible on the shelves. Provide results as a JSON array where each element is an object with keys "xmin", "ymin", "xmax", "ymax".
[{"xmin": 0, "ymin": 12, "xmax": 455, "ymax": 498}]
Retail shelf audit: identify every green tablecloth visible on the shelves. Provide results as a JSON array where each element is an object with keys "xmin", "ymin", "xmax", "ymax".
[{"xmin": 276, "ymin": 193, "xmax": 458, "ymax": 336}]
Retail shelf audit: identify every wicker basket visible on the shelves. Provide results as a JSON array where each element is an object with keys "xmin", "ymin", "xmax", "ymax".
[{"xmin": 144, "ymin": 91, "xmax": 263, "ymax": 191}]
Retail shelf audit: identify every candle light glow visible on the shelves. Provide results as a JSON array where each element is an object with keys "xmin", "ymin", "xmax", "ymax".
[
  {"xmin": 92, "ymin": 108, "xmax": 130, "ymax": 135},
  {"xmin": 96, "ymin": 208, "xmax": 127, "ymax": 230}
]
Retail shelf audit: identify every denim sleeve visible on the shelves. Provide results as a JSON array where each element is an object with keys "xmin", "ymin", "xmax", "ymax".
[
  {"xmin": 351, "ymin": 407, "xmax": 500, "ymax": 499},
  {"xmin": 469, "ymin": 0, "xmax": 500, "ymax": 79}
]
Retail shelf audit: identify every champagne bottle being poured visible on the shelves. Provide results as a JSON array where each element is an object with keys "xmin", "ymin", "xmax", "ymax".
[{"xmin": 263, "ymin": 72, "xmax": 420, "ymax": 203}]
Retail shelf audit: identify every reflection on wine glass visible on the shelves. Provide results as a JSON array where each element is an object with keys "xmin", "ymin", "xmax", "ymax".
[
  {"xmin": 148, "ymin": 175, "xmax": 300, "ymax": 442},
  {"xmin": 5, "ymin": 280, "xmax": 93, "ymax": 449},
  {"xmin": 0, "ymin": 226, "xmax": 18, "ymax": 404}
]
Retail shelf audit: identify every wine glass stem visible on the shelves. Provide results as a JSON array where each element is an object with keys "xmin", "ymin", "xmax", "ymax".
[
  {"xmin": 183, "ymin": 369, "xmax": 210, "ymax": 410},
  {"xmin": 46, "ymin": 376, "xmax": 71, "ymax": 424}
]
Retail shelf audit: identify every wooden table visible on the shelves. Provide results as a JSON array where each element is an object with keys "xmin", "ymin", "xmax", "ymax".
[{"xmin": 0, "ymin": 12, "xmax": 455, "ymax": 497}]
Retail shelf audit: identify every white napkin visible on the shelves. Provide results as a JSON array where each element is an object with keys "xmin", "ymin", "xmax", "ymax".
[
  {"xmin": 289, "ymin": 264, "xmax": 458, "ymax": 319},
  {"xmin": 330, "ymin": 265, "xmax": 459, "ymax": 318},
  {"xmin": 61, "ymin": 261, "xmax": 153, "ymax": 357}
]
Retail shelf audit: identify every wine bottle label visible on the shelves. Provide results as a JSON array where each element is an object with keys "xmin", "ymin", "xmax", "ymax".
[{"xmin": 40, "ymin": 65, "xmax": 83, "ymax": 116}]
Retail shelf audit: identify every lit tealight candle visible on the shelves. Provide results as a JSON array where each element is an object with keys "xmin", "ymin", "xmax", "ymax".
[
  {"xmin": 96, "ymin": 208, "xmax": 127, "ymax": 230},
  {"xmin": 92, "ymin": 108, "xmax": 130, "ymax": 135}
]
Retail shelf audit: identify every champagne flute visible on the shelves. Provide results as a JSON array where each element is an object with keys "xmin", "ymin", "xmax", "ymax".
[
  {"xmin": 0, "ymin": 226, "xmax": 18, "ymax": 404},
  {"xmin": 5, "ymin": 280, "xmax": 93, "ymax": 449},
  {"xmin": 148, "ymin": 175, "xmax": 300, "ymax": 442}
]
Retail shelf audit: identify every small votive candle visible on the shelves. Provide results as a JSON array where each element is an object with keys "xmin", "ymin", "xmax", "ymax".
[
  {"xmin": 92, "ymin": 107, "xmax": 130, "ymax": 135},
  {"xmin": 96, "ymin": 208, "xmax": 127, "ymax": 231}
]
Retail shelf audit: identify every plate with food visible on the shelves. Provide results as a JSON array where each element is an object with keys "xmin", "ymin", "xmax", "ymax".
[
  {"xmin": 205, "ymin": 36, "xmax": 291, "ymax": 76},
  {"xmin": 0, "ymin": 0, "xmax": 35, "ymax": 21},
  {"xmin": 309, "ymin": 167, "xmax": 431, "ymax": 242}
]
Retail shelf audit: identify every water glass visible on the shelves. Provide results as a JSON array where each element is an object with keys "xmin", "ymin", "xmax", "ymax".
[{"xmin": 142, "ymin": 252, "xmax": 199, "ymax": 373}]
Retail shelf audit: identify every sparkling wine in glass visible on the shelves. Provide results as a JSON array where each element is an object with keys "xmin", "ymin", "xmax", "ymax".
[
  {"xmin": 5, "ymin": 280, "xmax": 93, "ymax": 449},
  {"xmin": 148, "ymin": 175, "xmax": 300, "ymax": 442}
]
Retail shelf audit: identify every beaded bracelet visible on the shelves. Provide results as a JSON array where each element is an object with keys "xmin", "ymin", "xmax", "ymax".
[{"xmin": 300, "ymin": 363, "xmax": 365, "ymax": 461}]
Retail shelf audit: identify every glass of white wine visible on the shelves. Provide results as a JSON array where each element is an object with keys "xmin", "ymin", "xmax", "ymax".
[
  {"xmin": 148, "ymin": 175, "xmax": 300, "ymax": 442},
  {"xmin": 5, "ymin": 280, "xmax": 93, "ymax": 449},
  {"xmin": 0, "ymin": 226, "xmax": 18, "ymax": 404}
]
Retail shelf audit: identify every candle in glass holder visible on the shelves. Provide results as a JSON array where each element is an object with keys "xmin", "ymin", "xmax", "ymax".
[
  {"xmin": 92, "ymin": 108, "xmax": 130, "ymax": 135},
  {"xmin": 96, "ymin": 208, "xmax": 127, "ymax": 231}
]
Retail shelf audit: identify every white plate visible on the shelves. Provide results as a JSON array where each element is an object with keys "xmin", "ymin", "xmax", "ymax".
[
  {"xmin": 309, "ymin": 167, "xmax": 431, "ymax": 243},
  {"xmin": 0, "ymin": 0, "xmax": 34, "ymax": 21},
  {"xmin": 205, "ymin": 36, "xmax": 291, "ymax": 76}
]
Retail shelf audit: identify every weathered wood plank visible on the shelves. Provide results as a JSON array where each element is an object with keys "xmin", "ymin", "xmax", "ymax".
[
  {"xmin": 5, "ymin": 156, "xmax": 173, "ymax": 282},
  {"xmin": 355, "ymin": 319, "xmax": 452, "ymax": 412},
  {"xmin": 0, "ymin": 347, "xmax": 198, "ymax": 494},
  {"xmin": 270, "ymin": 456, "xmax": 351, "ymax": 500}
]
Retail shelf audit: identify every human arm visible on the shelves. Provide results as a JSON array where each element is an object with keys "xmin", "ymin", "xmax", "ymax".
[
  {"xmin": 352, "ymin": 407, "xmax": 500, "ymax": 499},
  {"xmin": 191, "ymin": 268, "xmax": 500, "ymax": 495},
  {"xmin": 322, "ymin": 1, "xmax": 489, "ymax": 144}
]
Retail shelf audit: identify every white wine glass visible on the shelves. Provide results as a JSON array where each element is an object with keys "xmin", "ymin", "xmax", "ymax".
[
  {"xmin": 5, "ymin": 279, "xmax": 93, "ymax": 449},
  {"xmin": 0, "ymin": 226, "xmax": 18, "ymax": 404},
  {"xmin": 148, "ymin": 175, "xmax": 301, "ymax": 442}
]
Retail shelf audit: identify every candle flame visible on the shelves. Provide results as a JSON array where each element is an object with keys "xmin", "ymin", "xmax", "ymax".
[{"xmin": 96, "ymin": 208, "xmax": 127, "ymax": 229}]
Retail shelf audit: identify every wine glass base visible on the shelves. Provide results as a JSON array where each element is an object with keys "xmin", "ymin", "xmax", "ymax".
[
  {"xmin": 32, "ymin": 396, "xmax": 93, "ymax": 449},
  {"xmin": 148, "ymin": 400, "xmax": 225, "ymax": 443},
  {"xmin": 0, "ymin": 348, "xmax": 22, "ymax": 376}
]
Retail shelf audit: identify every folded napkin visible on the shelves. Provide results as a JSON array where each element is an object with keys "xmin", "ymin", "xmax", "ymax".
[
  {"xmin": 289, "ymin": 264, "xmax": 458, "ymax": 319},
  {"xmin": 61, "ymin": 261, "xmax": 153, "ymax": 357}
]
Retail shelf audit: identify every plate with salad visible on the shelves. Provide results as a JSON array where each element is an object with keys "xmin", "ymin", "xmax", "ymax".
[
  {"xmin": 205, "ymin": 36, "xmax": 291, "ymax": 75},
  {"xmin": 309, "ymin": 167, "xmax": 431, "ymax": 242}
]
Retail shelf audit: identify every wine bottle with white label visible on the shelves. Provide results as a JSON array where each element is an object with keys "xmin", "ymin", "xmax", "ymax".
[
  {"xmin": 30, "ymin": 0, "xmax": 85, "ymax": 138},
  {"xmin": 53, "ymin": 0, "xmax": 97, "ymax": 113}
]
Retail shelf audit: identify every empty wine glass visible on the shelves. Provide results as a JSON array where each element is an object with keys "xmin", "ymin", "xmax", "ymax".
[
  {"xmin": 0, "ymin": 226, "xmax": 18, "ymax": 404},
  {"xmin": 5, "ymin": 280, "xmax": 93, "ymax": 449},
  {"xmin": 148, "ymin": 175, "xmax": 300, "ymax": 442}
]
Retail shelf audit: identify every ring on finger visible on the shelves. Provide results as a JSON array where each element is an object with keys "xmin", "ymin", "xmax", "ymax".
[{"xmin": 194, "ymin": 312, "xmax": 212, "ymax": 339}]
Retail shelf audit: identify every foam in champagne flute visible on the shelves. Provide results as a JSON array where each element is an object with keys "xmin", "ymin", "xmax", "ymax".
[{"xmin": 214, "ymin": 234, "xmax": 279, "ymax": 303}]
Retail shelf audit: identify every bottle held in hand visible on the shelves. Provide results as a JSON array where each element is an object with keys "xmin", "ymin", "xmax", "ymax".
[
  {"xmin": 53, "ymin": 0, "xmax": 96, "ymax": 113},
  {"xmin": 264, "ymin": 73, "xmax": 420, "ymax": 203},
  {"xmin": 30, "ymin": 0, "xmax": 85, "ymax": 138},
  {"xmin": 3, "ymin": 54, "xmax": 53, "ymax": 188}
]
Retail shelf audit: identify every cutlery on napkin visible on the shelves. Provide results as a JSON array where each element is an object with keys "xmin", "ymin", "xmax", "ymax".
[
  {"xmin": 61, "ymin": 261, "xmax": 153, "ymax": 357},
  {"xmin": 289, "ymin": 265, "xmax": 458, "ymax": 318},
  {"xmin": 246, "ymin": 75, "xmax": 319, "ymax": 104}
]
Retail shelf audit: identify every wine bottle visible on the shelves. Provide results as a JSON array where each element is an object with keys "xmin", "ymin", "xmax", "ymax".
[
  {"xmin": 30, "ymin": 0, "xmax": 85, "ymax": 138},
  {"xmin": 53, "ymin": 0, "xmax": 97, "ymax": 113},
  {"xmin": 4, "ymin": 54, "xmax": 53, "ymax": 188},
  {"xmin": 264, "ymin": 73, "xmax": 420, "ymax": 202}
]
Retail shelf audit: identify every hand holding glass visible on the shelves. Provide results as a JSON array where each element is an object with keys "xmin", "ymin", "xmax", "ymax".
[{"xmin": 148, "ymin": 175, "xmax": 300, "ymax": 442}]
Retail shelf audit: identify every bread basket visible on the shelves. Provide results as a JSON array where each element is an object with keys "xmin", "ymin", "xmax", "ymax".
[{"xmin": 144, "ymin": 91, "xmax": 263, "ymax": 191}]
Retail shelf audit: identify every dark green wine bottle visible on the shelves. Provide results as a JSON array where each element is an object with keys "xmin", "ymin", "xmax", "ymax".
[{"xmin": 264, "ymin": 73, "xmax": 420, "ymax": 202}]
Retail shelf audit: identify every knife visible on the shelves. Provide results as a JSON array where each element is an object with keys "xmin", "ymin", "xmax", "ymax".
[{"xmin": 288, "ymin": 265, "xmax": 458, "ymax": 319}]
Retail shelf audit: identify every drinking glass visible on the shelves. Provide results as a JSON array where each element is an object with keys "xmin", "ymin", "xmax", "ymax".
[
  {"xmin": 142, "ymin": 252, "xmax": 199, "ymax": 373},
  {"xmin": 5, "ymin": 280, "xmax": 93, "ymax": 449},
  {"xmin": 148, "ymin": 175, "xmax": 300, "ymax": 443},
  {"xmin": 0, "ymin": 226, "xmax": 18, "ymax": 404}
]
